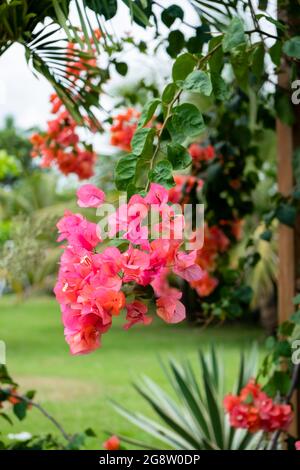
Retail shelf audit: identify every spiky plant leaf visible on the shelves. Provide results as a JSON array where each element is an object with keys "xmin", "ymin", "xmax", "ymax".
[{"xmin": 111, "ymin": 344, "xmax": 261, "ymax": 450}]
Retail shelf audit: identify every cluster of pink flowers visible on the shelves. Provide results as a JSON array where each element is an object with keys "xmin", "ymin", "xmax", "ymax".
[
  {"xmin": 224, "ymin": 379, "xmax": 293, "ymax": 433},
  {"xmin": 54, "ymin": 183, "xmax": 203, "ymax": 354},
  {"xmin": 30, "ymin": 94, "xmax": 97, "ymax": 179}
]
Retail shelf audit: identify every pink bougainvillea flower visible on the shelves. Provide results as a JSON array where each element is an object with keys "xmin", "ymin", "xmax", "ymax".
[
  {"xmin": 144, "ymin": 183, "xmax": 169, "ymax": 207},
  {"xmin": 155, "ymin": 204, "xmax": 184, "ymax": 241},
  {"xmin": 54, "ymin": 182, "xmax": 207, "ymax": 355},
  {"xmin": 103, "ymin": 435, "xmax": 121, "ymax": 450},
  {"xmin": 123, "ymin": 300, "xmax": 152, "ymax": 330},
  {"xmin": 173, "ymin": 250, "xmax": 203, "ymax": 282},
  {"xmin": 77, "ymin": 184, "xmax": 105, "ymax": 208},
  {"xmin": 108, "ymin": 195, "xmax": 148, "ymax": 242},
  {"xmin": 66, "ymin": 324, "xmax": 101, "ymax": 355},
  {"xmin": 295, "ymin": 441, "xmax": 300, "ymax": 450},
  {"xmin": 57, "ymin": 210, "xmax": 100, "ymax": 250},
  {"xmin": 156, "ymin": 288, "xmax": 185, "ymax": 324},
  {"xmin": 122, "ymin": 247, "xmax": 150, "ymax": 283},
  {"xmin": 100, "ymin": 290, "xmax": 126, "ymax": 316}
]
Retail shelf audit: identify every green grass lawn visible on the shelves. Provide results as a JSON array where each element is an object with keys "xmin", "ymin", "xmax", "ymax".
[{"xmin": 0, "ymin": 295, "xmax": 266, "ymax": 449}]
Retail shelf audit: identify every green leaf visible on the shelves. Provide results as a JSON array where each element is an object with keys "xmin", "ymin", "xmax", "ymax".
[
  {"xmin": 209, "ymin": 36, "xmax": 223, "ymax": 74},
  {"xmin": 138, "ymin": 99, "xmax": 160, "ymax": 128},
  {"xmin": 291, "ymin": 310, "xmax": 300, "ymax": 324},
  {"xmin": 167, "ymin": 30, "xmax": 185, "ymax": 57},
  {"xmin": 200, "ymin": 353, "xmax": 224, "ymax": 449},
  {"xmin": 85, "ymin": 0, "xmax": 117, "ymax": 19},
  {"xmin": 222, "ymin": 17, "xmax": 246, "ymax": 53},
  {"xmin": 211, "ymin": 73, "xmax": 229, "ymax": 101},
  {"xmin": 169, "ymin": 362, "xmax": 211, "ymax": 441},
  {"xmin": 258, "ymin": 0, "xmax": 268, "ymax": 10},
  {"xmin": 85, "ymin": 427, "xmax": 97, "ymax": 437},
  {"xmin": 13, "ymin": 401, "xmax": 27, "ymax": 421},
  {"xmin": 252, "ymin": 43, "xmax": 265, "ymax": 79},
  {"xmin": 260, "ymin": 229, "xmax": 272, "ymax": 242},
  {"xmin": 186, "ymin": 36, "xmax": 204, "ymax": 54},
  {"xmin": 269, "ymin": 41, "xmax": 282, "ymax": 67},
  {"xmin": 263, "ymin": 371, "xmax": 291, "ymax": 397},
  {"xmin": 115, "ymin": 61, "xmax": 128, "ymax": 76},
  {"xmin": 230, "ymin": 44, "xmax": 249, "ymax": 91},
  {"xmin": 0, "ymin": 365, "xmax": 15, "ymax": 386},
  {"xmin": 169, "ymin": 103, "xmax": 205, "ymax": 143},
  {"xmin": 278, "ymin": 321, "xmax": 295, "ymax": 337},
  {"xmin": 181, "ymin": 70, "xmax": 212, "ymax": 96},
  {"xmin": 162, "ymin": 83, "xmax": 177, "ymax": 104},
  {"xmin": 25, "ymin": 390, "xmax": 36, "ymax": 400},
  {"xmin": 115, "ymin": 153, "xmax": 137, "ymax": 191},
  {"xmin": 161, "ymin": 4, "xmax": 184, "ymax": 27},
  {"xmin": 293, "ymin": 294, "xmax": 300, "ymax": 305},
  {"xmin": 131, "ymin": 127, "xmax": 155, "ymax": 156},
  {"xmin": 234, "ymin": 286, "xmax": 253, "ymax": 305},
  {"xmin": 283, "ymin": 37, "xmax": 300, "ymax": 60},
  {"xmin": 0, "ymin": 412, "xmax": 13, "ymax": 425},
  {"xmin": 167, "ymin": 143, "xmax": 191, "ymax": 170},
  {"xmin": 275, "ymin": 204, "xmax": 297, "ymax": 227},
  {"xmin": 149, "ymin": 160, "xmax": 175, "ymax": 188},
  {"xmin": 172, "ymin": 53, "xmax": 196, "ymax": 82},
  {"xmin": 274, "ymin": 340, "xmax": 291, "ymax": 358}
]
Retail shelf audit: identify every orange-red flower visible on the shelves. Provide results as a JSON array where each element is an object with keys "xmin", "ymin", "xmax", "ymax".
[
  {"xmin": 103, "ymin": 435, "xmax": 120, "ymax": 450},
  {"xmin": 110, "ymin": 108, "xmax": 140, "ymax": 151}
]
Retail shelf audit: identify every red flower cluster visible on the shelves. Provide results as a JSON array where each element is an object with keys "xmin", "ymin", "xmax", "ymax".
[
  {"xmin": 189, "ymin": 143, "xmax": 215, "ymax": 168},
  {"xmin": 54, "ymin": 183, "xmax": 203, "ymax": 354},
  {"xmin": 30, "ymin": 94, "xmax": 96, "ymax": 179},
  {"xmin": 224, "ymin": 379, "xmax": 293, "ymax": 433},
  {"xmin": 110, "ymin": 108, "xmax": 140, "ymax": 151},
  {"xmin": 30, "ymin": 29, "xmax": 102, "ymax": 178}
]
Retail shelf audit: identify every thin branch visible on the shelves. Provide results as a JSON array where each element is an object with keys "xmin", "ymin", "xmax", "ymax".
[
  {"xmin": 10, "ymin": 392, "xmax": 72, "ymax": 444},
  {"xmin": 246, "ymin": 29, "xmax": 279, "ymax": 40}
]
